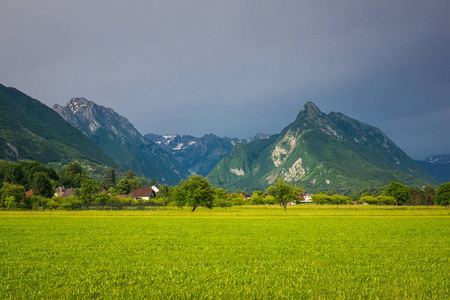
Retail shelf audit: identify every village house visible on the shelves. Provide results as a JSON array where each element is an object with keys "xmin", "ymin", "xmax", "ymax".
[{"xmin": 129, "ymin": 187, "xmax": 156, "ymax": 201}]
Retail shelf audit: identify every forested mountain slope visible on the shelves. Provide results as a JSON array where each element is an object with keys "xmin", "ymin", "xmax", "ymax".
[
  {"xmin": 53, "ymin": 98, "xmax": 189, "ymax": 184},
  {"xmin": 208, "ymin": 102, "xmax": 438, "ymax": 193},
  {"xmin": 0, "ymin": 84, "xmax": 117, "ymax": 169}
]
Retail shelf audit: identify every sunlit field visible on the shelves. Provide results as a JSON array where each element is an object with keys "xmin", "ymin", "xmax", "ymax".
[{"xmin": 1, "ymin": 206, "xmax": 449, "ymax": 299}]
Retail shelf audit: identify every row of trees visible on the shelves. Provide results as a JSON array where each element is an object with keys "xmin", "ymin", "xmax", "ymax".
[
  {"xmin": 0, "ymin": 160, "xmax": 150, "ymax": 210},
  {"xmin": 1, "ymin": 159, "xmax": 449, "ymax": 211}
]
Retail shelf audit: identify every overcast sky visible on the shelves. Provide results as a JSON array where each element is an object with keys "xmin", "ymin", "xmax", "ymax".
[{"xmin": 1, "ymin": 0, "xmax": 449, "ymax": 159}]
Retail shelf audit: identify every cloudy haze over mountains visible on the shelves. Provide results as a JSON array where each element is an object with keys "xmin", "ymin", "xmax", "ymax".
[{"xmin": 1, "ymin": 0, "xmax": 449, "ymax": 159}]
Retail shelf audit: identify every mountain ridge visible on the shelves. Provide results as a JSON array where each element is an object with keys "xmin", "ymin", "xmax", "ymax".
[
  {"xmin": 53, "ymin": 98, "xmax": 190, "ymax": 184},
  {"xmin": 0, "ymin": 84, "xmax": 117, "ymax": 170},
  {"xmin": 208, "ymin": 102, "xmax": 438, "ymax": 193},
  {"xmin": 144, "ymin": 133, "xmax": 271, "ymax": 176}
]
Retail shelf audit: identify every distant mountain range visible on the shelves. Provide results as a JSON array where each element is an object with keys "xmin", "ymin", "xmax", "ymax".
[
  {"xmin": 208, "ymin": 102, "xmax": 439, "ymax": 193},
  {"xmin": 53, "ymin": 98, "xmax": 189, "ymax": 184},
  {"xmin": 0, "ymin": 83, "xmax": 447, "ymax": 192},
  {"xmin": 144, "ymin": 133, "xmax": 270, "ymax": 176},
  {"xmin": 0, "ymin": 84, "xmax": 117, "ymax": 172},
  {"xmin": 416, "ymin": 154, "xmax": 450, "ymax": 183}
]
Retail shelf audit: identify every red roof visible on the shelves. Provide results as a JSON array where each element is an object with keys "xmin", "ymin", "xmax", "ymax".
[
  {"xmin": 26, "ymin": 189, "xmax": 33, "ymax": 197},
  {"xmin": 129, "ymin": 188, "xmax": 155, "ymax": 198},
  {"xmin": 62, "ymin": 188, "xmax": 76, "ymax": 197}
]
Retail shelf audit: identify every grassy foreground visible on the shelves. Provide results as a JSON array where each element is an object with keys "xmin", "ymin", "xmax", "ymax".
[{"xmin": 0, "ymin": 206, "xmax": 449, "ymax": 299}]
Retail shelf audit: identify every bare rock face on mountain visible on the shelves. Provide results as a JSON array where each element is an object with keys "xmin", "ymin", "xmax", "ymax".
[
  {"xmin": 208, "ymin": 101, "xmax": 437, "ymax": 193},
  {"xmin": 53, "ymin": 98, "xmax": 189, "ymax": 184},
  {"xmin": 145, "ymin": 133, "xmax": 271, "ymax": 176}
]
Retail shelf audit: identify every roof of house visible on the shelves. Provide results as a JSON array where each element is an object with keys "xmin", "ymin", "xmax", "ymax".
[
  {"xmin": 129, "ymin": 187, "xmax": 155, "ymax": 198},
  {"xmin": 62, "ymin": 188, "xmax": 76, "ymax": 197},
  {"xmin": 26, "ymin": 189, "xmax": 33, "ymax": 197}
]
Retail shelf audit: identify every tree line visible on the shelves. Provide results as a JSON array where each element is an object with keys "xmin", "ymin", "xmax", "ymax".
[{"xmin": 1, "ymin": 160, "xmax": 449, "ymax": 211}]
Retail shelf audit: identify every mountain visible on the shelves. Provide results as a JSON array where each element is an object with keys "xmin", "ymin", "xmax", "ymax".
[
  {"xmin": 53, "ymin": 98, "xmax": 189, "ymax": 185},
  {"xmin": 416, "ymin": 154, "xmax": 450, "ymax": 183},
  {"xmin": 208, "ymin": 102, "xmax": 438, "ymax": 193},
  {"xmin": 0, "ymin": 83, "xmax": 117, "ymax": 171},
  {"xmin": 144, "ymin": 133, "xmax": 271, "ymax": 176}
]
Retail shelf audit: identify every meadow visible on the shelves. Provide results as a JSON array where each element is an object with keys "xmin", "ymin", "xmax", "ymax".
[{"xmin": 0, "ymin": 205, "xmax": 449, "ymax": 299}]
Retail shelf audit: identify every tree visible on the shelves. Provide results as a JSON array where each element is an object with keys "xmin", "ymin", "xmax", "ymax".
[
  {"xmin": 177, "ymin": 175, "xmax": 215, "ymax": 212},
  {"xmin": 116, "ymin": 178, "xmax": 142, "ymax": 195},
  {"xmin": 249, "ymin": 191, "xmax": 265, "ymax": 205},
  {"xmin": 359, "ymin": 195, "xmax": 378, "ymax": 205},
  {"xmin": 214, "ymin": 188, "xmax": 232, "ymax": 210},
  {"xmin": 434, "ymin": 182, "xmax": 450, "ymax": 206},
  {"xmin": 104, "ymin": 168, "xmax": 116, "ymax": 187},
  {"xmin": 424, "ymin": 185, "xmax": 435, "ymax": 206},
  {"xmin": 79, "ymin": 179, "xmax": 101, "ymax": 207},
  {"xmin": 265, "ymin": 177, "xmax": 303, "ymax": 212},
  {"xmin": 155, "ymin": 185, "xmax": 172, "ymax": 206},
  {"xmin": 0, "ymin": 182, "xmax": 25, "ymax": 208},
  {"xmin": 126, "ymin": 170, "xmax": 135, "ymax": 179},
  {"xmin": 382, "ymin": 182, "xmax": 410, "ymax": 205},
  {"xmin": 330, "ymin": 194, "xmax": 349, "ymax": 205},
  {"xmin": 60, "ymin": 162, "xmax": 85, "ymax": 188},
  {"xmin": 377, "ymin": 195, "xmax": 396, "ymax": 205},
  {"xmin": 31, "ymin": 172, "xmax": 53, "ymax": 198},
  {"xmin": 312, "ymin": 192, "xmax": 332, "ymax": 204}
]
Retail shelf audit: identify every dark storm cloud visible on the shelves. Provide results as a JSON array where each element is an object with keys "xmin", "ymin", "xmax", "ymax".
[{"xmin": 0, "ymin": 0, "xmax": 449, "ymax": 159}]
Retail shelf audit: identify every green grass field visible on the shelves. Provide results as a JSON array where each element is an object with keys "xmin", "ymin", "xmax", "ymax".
[{"xmin": 1, "ymin": 206, "xmax": 449, "ymax": 299}]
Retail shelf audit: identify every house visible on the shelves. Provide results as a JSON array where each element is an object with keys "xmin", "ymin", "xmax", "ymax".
[
  {"xmin": 61, "ymin": 188, "xmax": 76, "ymax": 197},
  {"xmin": 151, "ymin": 184, "xmax": 160, "ymax": 193},
  {"xmin": 129, "ymin": 187, "xmax": 156, "ymax": 201},
  {"xmin": 54, "ymin": 186, "xmax": 65, "ymax": 197},
  {"xmin": 26, "ymin": 189, "xmax": 33, "ymax": 197},
  {"xmin": 299, "ymin": 193, "xmax": 313, "ymax": 204}
]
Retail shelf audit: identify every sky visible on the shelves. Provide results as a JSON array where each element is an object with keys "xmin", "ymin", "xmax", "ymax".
[{"xmin": 1, "ymin": 0, "xmax": 449, "ymax": 160}]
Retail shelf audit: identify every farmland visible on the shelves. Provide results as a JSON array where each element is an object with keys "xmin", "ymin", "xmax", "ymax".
[{"xmin": 0, "ymin": 206, "xmax": 449, "ymax": 299}]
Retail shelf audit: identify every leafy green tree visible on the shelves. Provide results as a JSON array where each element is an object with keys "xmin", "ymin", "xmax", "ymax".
[
  {"xmin": 155, "ymin": 185, "xmax": 172, "ymax": 206},
  {"xmin": 170, "ymin": 185, "xmax": 185, "ymax": 208},
  {"xmin": 79, "ymin": 179, "xmax": 101, "ymax": 207},
  {"xmin": 424, "ymin": 185, "xmax": 435, "ymax": 206},
  {"xmin": 230, "ymin": 192, "xmax": 247, "ymax": 206},
  {"xmin": 104, "ymin": 168, "xmax": 116, "ymax": 187},
  {"xmin": 383, "ymin": 182, "xmax": 410, "ymax": 205},
  {"xmin": 265, "ymin": 177, "xmax": 303, "ymax": 212},
  {"xmin": 409, "ymin": 187, "xmax": 425, "ymax": 206},
  {"xmin": 94, "ymin": 191, "xmax": 113, "ymax": 204},
  {"xmin": 126, "ymin": 169, "xmax": 135, "ymax": 179},
  {"xmin": 434, "ymin": 182, "xmax": 450, "ymax": 206},
  {"xmin": 312, "ymin": 192, "xmax": 332, "ymax": 204},
  {"xmin": 250, "ymin": 191, "xmax": 265, "ymax": 205},
  {"xmin": 330, "ymin": 194, "xmax": 349, "ymax": 205},
  {"xmin": 214, "ymin": 188, "xmax": 232, "ymax": 210},
  {"xmin": 60, "ymin": 162, "xmax": 86, "ymax": 188},
  {"xmin": 177, "ymin": 175, "xmax": 215, "ymax": 212},
  {"xmin": 4, "ymin": 196, "xmax": 17, "ymax": 210},
  {"xmin": 27, "ymin": 195, "xmax": 49, "ymax": 210},
  {"xmin": 0, "ymin": 182, "xmax": 26, "ymax": 208},
  {"xmin": 116, "ymin": 178, "xmax": 142, "ymax": 195},
  {"xmin": 264, "ymin": 195, "xmax": 277, "ymax": 204},
  {"xmin": 31, "ymin": 172, "xmax": 53, "ymax": 198},
  {"xmin": 377, "ymin": 195, "xmax": 396, "ymax": 205},
  {"xmin": 359, "ymin": 195, "xmax": 378, "ymax": 204}
]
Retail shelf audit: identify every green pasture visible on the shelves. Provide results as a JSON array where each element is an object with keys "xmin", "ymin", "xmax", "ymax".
[{"xmin": 1, "ymin": 206, "xmax": 449, "ymax": 299}]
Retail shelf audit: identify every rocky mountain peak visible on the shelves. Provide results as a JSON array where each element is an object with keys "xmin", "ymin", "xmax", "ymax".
[
  {"xmin": 295, "ymin": 101, "xmax": 326, "ymax": 122},
  {"xmin": 67, "ymin": 97, "xmax": 91, "ymax": 114}
]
